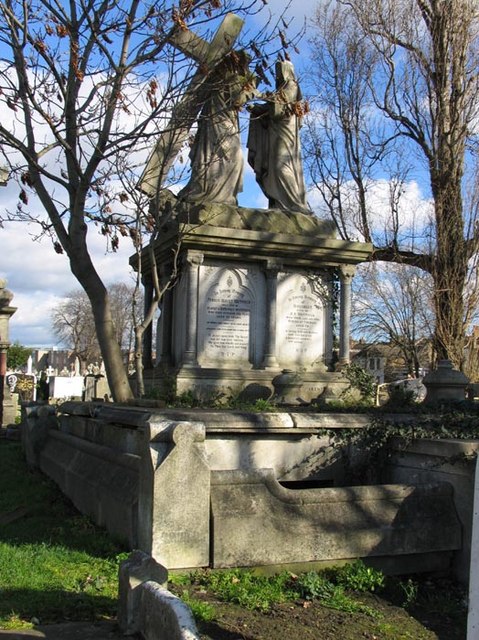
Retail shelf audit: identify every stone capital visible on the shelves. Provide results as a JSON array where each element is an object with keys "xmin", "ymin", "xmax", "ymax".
[
  {"xmin": 339, "ymin": 265, "xmax": 356, "ymax": 282},
  {"xmin": 263, "ymin": 260, "xmax": 282, "ymax": 276},
  {"xmin": 184, "ymin": 251, "xmax": 204, "ymax": 268}
]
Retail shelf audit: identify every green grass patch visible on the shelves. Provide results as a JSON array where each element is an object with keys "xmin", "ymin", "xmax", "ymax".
[
  {"xmin": 295, "ymin": 571, "xmax": 380, "ymax": 617},
  {"xmin": 176, "ymin": 562, "xmax": 386, "ymax": 617},
  {"xmin": 0, "ymin": 441, "xmax": 127, "ymax": 628},
  {"xmin": 187, "ymin": 569, "xmax": 298, "ymax": 612},
  {"xmin": 179, "ymin": 590, "xmax": 217, "ymax": 622}
]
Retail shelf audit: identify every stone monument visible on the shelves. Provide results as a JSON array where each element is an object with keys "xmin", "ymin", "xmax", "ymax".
[
  {"xmin": 0, "ymin": 280, "xmax": 17, "ymax": 425},
  {"xmin": 133, "ymin": 16, "xmax": 372, "ymax": 402}
]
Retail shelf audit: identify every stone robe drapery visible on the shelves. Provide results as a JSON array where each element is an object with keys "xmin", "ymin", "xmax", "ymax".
[
  {"xmin": 179, "ymin": 55, "xmax": 255, "ymax": 206},
  {"xmin": 247, "ymin": 60, "xmax": 310, "ymax": 214}
]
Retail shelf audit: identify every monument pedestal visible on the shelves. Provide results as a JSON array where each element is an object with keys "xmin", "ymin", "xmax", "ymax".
[{"xmin": 133, "ymin": 201, "xmax": 371, "ymax": 403}]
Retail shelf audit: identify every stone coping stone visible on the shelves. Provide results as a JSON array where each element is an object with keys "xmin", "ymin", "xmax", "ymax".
[
  {"xmin": 388, "ymin": 436, "xmax": 479, "ymax": 457},
  {"xmin": 54, "ymin": 404, "xmax": 427, "ymax": 434},
  {"xmin": 58, "ymin": 402, "xmax": 150, "ymax": 428}
]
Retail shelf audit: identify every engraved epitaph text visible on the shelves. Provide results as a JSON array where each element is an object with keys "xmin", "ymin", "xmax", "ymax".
[
  {"xmin": 277, "ymin": 273, "xmax": 326, "ymax": 366},
  {"xmin": 201, "ymin": 274, "xmax": 252, "ymax": 363}
]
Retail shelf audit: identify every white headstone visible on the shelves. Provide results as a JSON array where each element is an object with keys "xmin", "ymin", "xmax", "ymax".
[{"xmin": 49, "ymin": 376, "xmax": 84, "ymax": 399}]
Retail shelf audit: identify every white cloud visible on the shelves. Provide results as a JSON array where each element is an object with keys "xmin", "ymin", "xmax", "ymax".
[
  {"xmin": 1, "ymin": 219, "xmax": 135, "ymax": 347},
  {"xmin": 307, "ymin": 177, "xmax": 433, "ymax": 246}
]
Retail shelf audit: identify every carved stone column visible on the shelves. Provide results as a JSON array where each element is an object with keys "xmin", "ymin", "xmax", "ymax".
[
  {"xmin": 142, "ymin": 274, "xmax": 154, "ymax": 370},
  {"xmin": 158, "ymin": 267, "xmax": 174, "ymax": 367},
  {"xmin": 339, "ymin": 266, "xmax": 355, "ymax": 366},
  {"xmin": 262, "ymin": 262, "xmax": 281, "ymax": 369},
  {"xmin": 183, "ymin": 251, "xmax": 203, "ymax": 367}
]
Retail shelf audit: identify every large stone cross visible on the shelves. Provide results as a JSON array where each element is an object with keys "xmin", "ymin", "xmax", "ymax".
[{"xmin": 138, "ymin": 13, "xmax": 244, "ymax": 196}]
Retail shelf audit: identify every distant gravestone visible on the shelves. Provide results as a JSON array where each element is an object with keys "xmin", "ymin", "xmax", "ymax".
[
  {"xmin": 6, "ymin": 373, "xmax": 36, "ymax": 403},
  {"xmin": 48, "ymin": 376, "xmax": 83, "ymax": 399},
  {"xmin": 84, "ymin": 374, "xmax": 111, "ymax": 402}
]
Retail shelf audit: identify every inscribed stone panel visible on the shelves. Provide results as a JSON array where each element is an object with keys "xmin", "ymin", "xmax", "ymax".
[
  {"xmin": 198, "ymin": 265, "xmax": 263, "ymax": 367},
  {"xmin": 276, "ymin": 272, "xmax": 329, "ymax": 368}
]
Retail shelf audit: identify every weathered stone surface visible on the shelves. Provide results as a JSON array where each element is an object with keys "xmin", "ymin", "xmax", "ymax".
[
  {"xmin": 196, "ymin": 263, "xmax": 265, "ymax": 368},
  {"xmin": 205, "ymin": 432, "xmax": 346, "ymax": 484},
  {"xmin": 39, "ymin": 430, "xmax": 139, "ymax": 545},
  {"xmin": 385, "ymin": 437, "xmax": 479, "ymax": 583},
  {"xmin": 118, "ymin": 550, "xmax": 168, "ymax": 634},
  {"xmin": 118, "ymin": 551, "xmax": 199, "ymax": 640},
  {"xmin": 276, "ymin": 272, "xmax": 331, "ymax": 370},
  {"xmin": 468, "ymin": 455, "xmax": 479, "ymax": 637},
  {"xmin": 22, "ymin": 404, "xmax": 469, "ymax": 578},
  {"xmin": 1, "ymin": 388, "xmax": 18, "ymax": 427},
  {"xmin": 139, "ymin": 583, "xmax": 200, "ymax": 640},
  {"xmin": 210, "ymin": 468, "xmax": 462, "ymax": 568},
  {"xmin": 60, "ymin": 414, "xmax": 144, "ymax": 456},
  {"xmin": 59, "ymin": 401, "xmax": 151, "ymax": 427},
  {"xmin": 171, "ymin": 201, "xmax": 335, "ymax": 236},
  {"xmin": 133, "ymin": 198, "xmax": 371, "ymax": 403},
  {"xmin": 21, "ymin": 403, "xmax": 57, "ymax": 467},
  {"xmin": 423, "ymin": 359, "xmax": 469, "ymax": 404},
  {"xmin": 138, "ymin": 420, "xmax": 210, "ymax": 568}
]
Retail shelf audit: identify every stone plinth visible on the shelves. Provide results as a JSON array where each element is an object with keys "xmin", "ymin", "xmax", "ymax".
[
  {"xmin": 423, "ymin": 359, "xmax": 469, "ymax": 404},
  {"xmin": 132, "ymin": 201, "xmax": 371, "ymax": 402}
]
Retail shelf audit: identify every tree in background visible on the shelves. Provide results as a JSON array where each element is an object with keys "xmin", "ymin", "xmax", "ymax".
[
  {"xmin": 0, "ymin": 0, "xmax": 286, "ymax": 401},
  {"xmin": 7, "ymin": 341, "xmax": 32, "ymax": 371},
  {"xmin": 353, "ymin": 263, "xmax": 434, "ymax": 378},
  {"xmin": 52, "ymin": 283, "xmax": 140, "ymax": 372},
  {"xmin": 305, "ymin": 0, "xmax": 479, "ymax": 370}
]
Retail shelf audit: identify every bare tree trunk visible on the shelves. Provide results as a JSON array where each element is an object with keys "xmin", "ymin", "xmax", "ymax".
[{"xmin": 69, "ymin": 241, "xmax": 133, "ymax": 403}]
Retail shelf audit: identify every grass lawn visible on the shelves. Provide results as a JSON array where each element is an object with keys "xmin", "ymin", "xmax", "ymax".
[{"xmin": 0, "ymin": 439, "xmax": 127, "ymax": 629}]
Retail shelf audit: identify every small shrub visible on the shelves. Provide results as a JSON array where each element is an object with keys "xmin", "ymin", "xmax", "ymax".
[
  {"xmin": 386, "ymin": 384, "xmax": 417, "ymax": 408},
  {"xmin": 342, "ymin": 363, "xmax": 376, "ymax": 402},
  {"xmin": 335, "ymin": 560, "xmax": 385, "ymax": 593},
  {"xmin": 399, "ymin": 578, "xmax": 419, "ymax": 607},
  {"xmin": 170, "ymin": 389, "xmax": 229, "ymax": 409},
  {"xmin": 296, "ymin": 572, "xmax": 333, "ymax": 600},
  {"xmin": 252, "ymin": 398, "xmax": 276, "ymax": 412}
]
